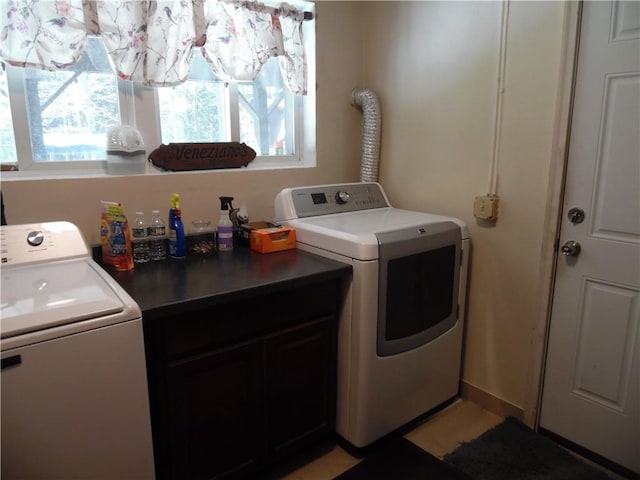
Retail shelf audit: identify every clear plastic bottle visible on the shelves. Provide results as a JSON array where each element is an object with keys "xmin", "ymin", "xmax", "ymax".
[
  {"xmin": 148, "ymin": 209, "xmax": 167, "ymax": 261},
  {"xmin": 217, "ymin": 196, "xmax": 234, "ymax": 252},
  {"xmin": 132, "ymin": 211, "xmax": 151, "ymax": 263}
]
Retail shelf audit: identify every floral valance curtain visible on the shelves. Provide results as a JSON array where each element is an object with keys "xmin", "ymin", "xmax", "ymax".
[{"xmin": 0, "ymin": 0, "xmax": 308, "ymax": 95}]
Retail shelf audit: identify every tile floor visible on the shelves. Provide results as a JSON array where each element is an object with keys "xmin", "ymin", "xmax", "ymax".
[
  {"xmin": 279, "ymin": 399, "xmax": 502, "ymax": 480},
  {"xmin": 266, "ymin": 397, "xmax": 629, "ymax": 480}
]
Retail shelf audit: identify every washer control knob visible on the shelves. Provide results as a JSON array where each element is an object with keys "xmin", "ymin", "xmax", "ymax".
[
  {"xmin": 335, "ymin": 191, "xmax": 351, "ymax": 205},
  {"xmin": 27, "ymin": 230, "xmax": 44, "ymax": 246}
]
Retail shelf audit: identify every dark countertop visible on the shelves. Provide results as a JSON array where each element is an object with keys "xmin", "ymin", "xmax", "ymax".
[{"xmin": 105, "ymin": 246, "xmax": 352, "ymax": 321}]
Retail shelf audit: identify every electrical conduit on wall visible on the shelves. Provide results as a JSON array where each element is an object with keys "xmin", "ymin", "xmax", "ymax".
[
  {"xmin": 488, "ymin": 0, "xmax": 510, "ymax": 197},
  {"xmin": 352, "ymin": 88, "xmax": 382, "ymax": 182},
  {"xmin": 473, "ymin": 0, "xmax": 509, "ymax": 221}
]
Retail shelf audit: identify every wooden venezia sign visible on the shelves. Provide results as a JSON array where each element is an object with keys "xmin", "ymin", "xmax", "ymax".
[{"xmin": 148, "ymin": 142, "xmax": 256, "ymax": 171}]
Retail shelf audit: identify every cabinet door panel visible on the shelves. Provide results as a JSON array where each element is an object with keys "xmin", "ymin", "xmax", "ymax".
[
  {"xmin": 164, "ymin": 281, "xmax": 339, "ymax": 360},
  {"xmin": 166, "ymin": 340, "xmax": 263, "ymax": 480},
  {"xmin": 264, "ymin": 317, "xmax": 337, "ymax": 457}
]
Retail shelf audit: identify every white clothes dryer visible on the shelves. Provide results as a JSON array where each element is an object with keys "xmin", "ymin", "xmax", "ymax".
[{"xmin": 274, "ymin": 182, "xmax": 470, "ymax": 450}]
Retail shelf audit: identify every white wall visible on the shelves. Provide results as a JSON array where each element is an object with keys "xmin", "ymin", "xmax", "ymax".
[
  {"xmin": 1, "ymin": 1, "xmax": 568, "ymax": 415},
  {"xmin": 360, "ymin": 1, "xmax": 565, "ymax": 410}
]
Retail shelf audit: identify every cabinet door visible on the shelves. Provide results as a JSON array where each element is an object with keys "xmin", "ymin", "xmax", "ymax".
[
  {"xmin": 264, "ymin": 317, "xmax": 337, "ymax": 458},
  {"xmin": 166, "ymin": 340, "xmax": 263, "ymax": 480}
]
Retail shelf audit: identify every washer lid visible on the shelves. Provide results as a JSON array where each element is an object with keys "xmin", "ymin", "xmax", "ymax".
[{"xmin": 1, "ymin": 259, "xmax": 125, "ymax": 339}]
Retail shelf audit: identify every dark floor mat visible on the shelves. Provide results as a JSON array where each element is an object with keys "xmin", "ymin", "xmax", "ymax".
[
  {"xmin": 333, "ymin": 436, "xmax": 471, "ymax": 480},
  {"xmin": 443, "ymin": 417, "xmax": 616, "ymax": 480}
]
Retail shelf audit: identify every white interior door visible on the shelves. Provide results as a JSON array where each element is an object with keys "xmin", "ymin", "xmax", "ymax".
[{"xmin": 540, "ymin": 1, "xmax": 639, "ymax": 474}]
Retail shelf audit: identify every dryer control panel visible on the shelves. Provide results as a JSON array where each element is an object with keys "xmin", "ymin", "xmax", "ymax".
[{"xmin": 275, "ymin": 182, "xmax": 390, "ymax": 220}]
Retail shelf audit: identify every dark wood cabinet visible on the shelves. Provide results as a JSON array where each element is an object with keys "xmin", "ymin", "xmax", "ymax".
[
  {"xmin": 166, "ymin": 340, "xmax": 263, "ymax": 480},
  {"xmin": 264, "ymin": 318, "xmax": 336, "ymax": 458},
  {"xmin": 145, "ymin": 279, "xmax": 340, "ymax": 480}
]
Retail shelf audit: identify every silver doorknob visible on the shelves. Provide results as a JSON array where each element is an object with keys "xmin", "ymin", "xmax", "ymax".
[{"xmin": 561, "ymin": 240, "xmax": 581, "ymax": 256}]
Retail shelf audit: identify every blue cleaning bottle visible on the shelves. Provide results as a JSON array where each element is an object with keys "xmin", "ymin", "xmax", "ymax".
[{"xmin": 168, "ymin": 193, "xmax": 186, "ymax": 259}]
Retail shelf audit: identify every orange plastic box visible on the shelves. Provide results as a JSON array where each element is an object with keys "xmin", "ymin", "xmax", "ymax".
[{"xmin": 250, "ymin": 226, "xmax": 296, "ymax": 253}]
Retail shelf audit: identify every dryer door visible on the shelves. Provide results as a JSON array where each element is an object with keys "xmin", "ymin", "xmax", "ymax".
[{"xmin": 376, "ymin": 222, "xmax": 461, "ymax": 356}]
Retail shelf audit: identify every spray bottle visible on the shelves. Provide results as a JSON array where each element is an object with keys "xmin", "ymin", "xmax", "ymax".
[
  {"xmin": 168, "ymin": 193, "xmax": 186, "ymax": 259},
  {"xmin": 217, "ymin": 196, "xmax": 234, "ymax": 251}
]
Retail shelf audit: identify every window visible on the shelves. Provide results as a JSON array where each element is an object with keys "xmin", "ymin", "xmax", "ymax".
[
  {"xmin": 0, "ymin": 68, "xmax": 16, "ymax": 167},
  {"xmin": 156, "ymin": 52, "xmax": 298, "ymax": 157},
  {"xmin": 237, "ymin": 58, "xmax": 296, "ymax": 156},
  {"xmin": 1, "ymin": 11, "xmax": 315, "ymax": 177},
  {"xmin": 157, "ymin": 53, "xmax": 227, "ymax": 145},
  {"xmin": 2, "ymin": 38, "xmax": 120, "ymax": 173}
]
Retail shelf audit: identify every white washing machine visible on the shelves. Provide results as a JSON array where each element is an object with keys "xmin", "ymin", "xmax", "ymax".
[
  {"xmin": 275, "ymin": 182, "xmax": 470, "ymax": 450},
  {"xmin": 0, "ymin": 221, "xmax": 155, "ymax": 479}
]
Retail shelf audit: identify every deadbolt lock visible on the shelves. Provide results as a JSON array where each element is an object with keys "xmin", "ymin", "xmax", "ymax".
[{"xmin": 568, "ymin": 207, "xmax": 585, "ymax": 225}]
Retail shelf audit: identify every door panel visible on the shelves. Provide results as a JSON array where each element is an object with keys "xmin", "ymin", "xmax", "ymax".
[
  {"xmin": 591, "ymin": 73, "xmax": 640, "ymax": 243},
  {"xmin": 540, "ymin": 1, "xmax": 640, "ymax": 474},
  {"xmin": 572, "ymin": 279, "xmax": 638, "ymax": 408}
]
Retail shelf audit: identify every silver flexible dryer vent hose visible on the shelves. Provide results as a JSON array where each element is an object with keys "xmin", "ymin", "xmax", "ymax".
[{"xmin": 352, "ymin": 88, "xmax": 381, "ymax": 182}]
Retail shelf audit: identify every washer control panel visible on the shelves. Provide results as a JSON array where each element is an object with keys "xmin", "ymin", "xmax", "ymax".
[
  {"xmin": 0, "ymin": 221, "xmax": 89, "ymax": 267},
  {"xmin": 276, "ymin": 182, "xmax": 390, "ymax": 219}
]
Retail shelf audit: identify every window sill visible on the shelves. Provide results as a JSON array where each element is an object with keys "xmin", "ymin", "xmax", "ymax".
[{"xmin": 0, "ymin": 154, "xmax": 315, "ymax": 181}]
